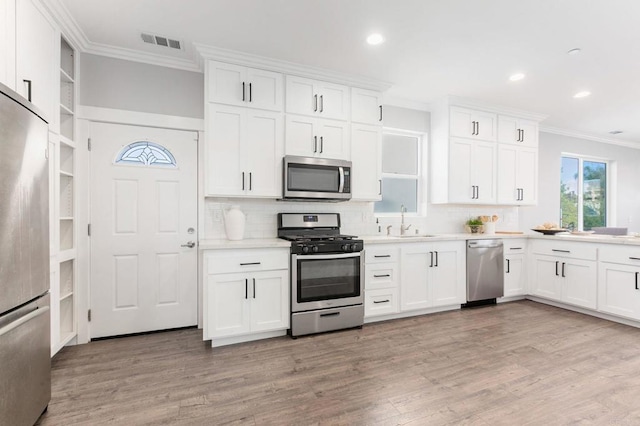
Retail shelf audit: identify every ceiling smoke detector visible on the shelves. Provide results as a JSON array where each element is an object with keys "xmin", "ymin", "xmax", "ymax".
[{"xmin": 141, "ymin": 32, "xmax": 182, "ymax": 50}]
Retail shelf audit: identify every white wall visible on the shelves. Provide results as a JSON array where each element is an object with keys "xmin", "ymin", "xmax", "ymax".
[
  {"xmin": 520, "ymin": 132, "xmax": 640, "ymax": 233},
  {"xmin": 79, "ymin": 54, "xmax": 204, "ymax": 118}
]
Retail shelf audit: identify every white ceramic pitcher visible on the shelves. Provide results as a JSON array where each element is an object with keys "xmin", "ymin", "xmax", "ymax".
[{"xmin": 223, "ymin": 205, "xmax": 245, "ymax": 240}]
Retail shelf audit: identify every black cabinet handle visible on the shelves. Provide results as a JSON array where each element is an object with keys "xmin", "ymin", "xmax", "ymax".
[
  {"xmin": 249, "ymin": 172, "xmax": 252, "ymax": 191},
  {"xmin": 555, "ymin": 261, "xmax": 559, "ymax": 276},
  {"xmin": 629, "ymin": 257, "xmax": 640, "ymax": 261},
  {"xmin": 510, "ymin": 247, "xmax": 522, "ymax": 250},
  {"xmin": 435, "ymin": 251, "xmax": 439, "ymax": 267},
  {"xmin": 240, "ymin": 262, "xmax": 261, "ymax": 266},
  {"xmin": 476, "ymin": 186, "xmax": 480, "ymax": 199},
  {"xmin": 253, "ymin": 278, "xmax": 256, "ymax": 299},
  {"xmin": 429, "ymin": 251, "xmax": 434, "ymax": 267},
  {"xmin": 245, "ymin": 279, "xmax": 248, "ymax": 299},
  {"xmin": 636, "ymin": 272, "xmax": 639, "ymax": 290},
  {"xmin": 314, "ymin": 136, "xmax": 318, "ymax": 153},
  {"xmin": 242, "ymin": 172, "xmax": 245, "ymax": 190},
  {"xmin": 552, "ymin": 249, "xmax": 570, "ymax": 253},
  {"xmin": 561, "ymin": 262, "xmax": 566, "ymax": 278},
  {"xmin": 471, "ymin": 121, "xmax": 476, "ymax": 135},
  {"xmin": 373, "ymin": 299, "xmax": 390, "ymax": 304},
  {"xmin": 249, "ymin": 83, "xmax": 252, "ymax": 102},
  {"xmin": 476, "ymin": 121, "xmax": 480, "ymax": 135},
  {"xmin": 379, "ymin": 179, "xmax": 382, "ymax": 195},
  {"xmin": 320, "ymin": 95, "xmax": 324, "ymax": 112},
  {"xmin": 23, "ymin": 79, "xmax": 32, "ymax": 102},
  {"xmin": 379, "ymin": 105, "xmax": 383, "ymax": 121},
  {"xmin": 374, "ymin": 255, "xmax": 391, "ymax": 258},
  {"xmin": 521, "ymin": 129, "xmax": 525, "ymax": 142},
  {"xmin": 314, "ymin": 94, "xmax": 318, "ymax": 112},
  {"xmin": 320, "ymin": 136, "xmax": 324, "ymax": 153},
  {"xmin": 242, "ymin": 82, "xmax": 245, "ymax": 101},
  {"xmin": 506, "ymin": 259, "xmax": 510, "ymax": 273},
  {"xmin": 320, "ymin": 312, "xmax": 340, "ymax": 318},
  {"xmin": 373, "ymin": 274, "xmax": 390, "ymax": 278}
]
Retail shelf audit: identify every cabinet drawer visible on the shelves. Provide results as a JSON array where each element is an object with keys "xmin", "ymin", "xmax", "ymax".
[
  {"xmin": 365, "ymin": 245, "xmax": 400, "ymax": 263},
  {"xmin": 365, "ymin": 264, "xmax": 398, "ymax": 290},
  {"xmin": 503, "ymin": 239, "xmax": 527, "ymax": 253},
  {"xmin": 599, "ymin": 245, "xmax": 640, "ymax": 265},
  {"xmin": 365, "ymin": 288, "xmax": 399, "ymax": 318},
  {"xmin": 530, "ymin": 240, "xmax": 597, "ymax": 260},
  {"xmin": 206, "ymin": 248, "xmax": 289, "ymax": 274}
]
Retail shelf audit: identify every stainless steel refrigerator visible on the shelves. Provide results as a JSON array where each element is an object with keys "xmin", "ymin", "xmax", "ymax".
[{"xmin": 0, "ymin": 82, "xmax": 51, "ymax": 425}]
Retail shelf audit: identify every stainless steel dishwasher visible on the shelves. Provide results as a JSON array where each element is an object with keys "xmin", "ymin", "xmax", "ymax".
[{"xmin": 466, "ymin": 239, "xmax": 504, "ymax": 306}]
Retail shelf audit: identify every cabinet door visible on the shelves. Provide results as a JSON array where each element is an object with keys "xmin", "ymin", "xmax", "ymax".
[
  {"xmin": 474, "ymin": 111, "xmax": 497, "ymax": 141},
  {"xmin": 516, "ymin": 147, "xmax": 537, "ymax": 205},
  {"xmin": 15, "ymin": 0, "xmax": 56, "ymax": 125},
  {"xmin": 598, "ymin": 262, "xmax": 640, "ymax": 320},
  {"xmin": 450, "ymin": 107, "xmax": 497, "ymax": 141},
  {"xmin": 563, "ymin": 259, "xmax": 597, "ymax": 309},
  {"xmin": 351, "ymin": 124, "xmax": 381, "ymax": 200},
  {"xmin": 351, "ymin": 88, "xmax": 383, "ymax": 125},
  {"xmin": 316, "ymin": 81, "xmax": 349, "ymax": 121},
  {"xmin": 285, "ymin": 114, "xmax": 316, "ymax": 156},
  {"xmin": 317, "ymin": 118, "xmax": 349, "ymax": 159},
  {"xmin": 245, "ymin": 67, "xmax": 283, "ymax": 111},
  {"xmin": 473, "ymin": 141, "xmax": 497, "ymax": 203},
  {"xmin": 205, "ymin": 104, "xmax": 244, "ymax": 196},
  {"xmin": 400, "ymin": 244, "xmax": 430, "ymax": 311},
  {"xmin": 365, "ymin": 288, "xmax": 399, "ymax": 317},
  {"xmin": 518, "ymin": 119, "xmax": 538, "ymax": 147},
  {"xmin": 448, "ymin": 137, "xmax": 473, "ymax": 203},
  {"xmin": 206, "ymin": 273, "xmax": 251, "ymax": 338},
  {"xmin": 244, "ymin": 109, "xmax": 283, "ymax": 197},
  {"xmin": 207, "ymin": 61, "xmax": 246, "ymax": 106},
  {"xmin": 504, "ymin": 254, "xmax": 526, "ymax": 297},
  {"xmin": 530, "ymin": 256, "xmax": 561, "ymax": 300},
  {"xmin": 430, "ymin": 243, "xmax": 465, "ymax": 307},
  {"xmin": 250, "ymin": 270, "xmax": 289, "ymax": 332},
  {"xmin": 285, "ymin": 75, "xmax": 316, "ymax": 116},
  {"xmin": 497, "ymin": 144, "xmax": 518, "ymax": 204}
]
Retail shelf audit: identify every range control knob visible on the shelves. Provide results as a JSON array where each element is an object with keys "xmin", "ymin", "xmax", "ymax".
[
  {"xmin": 312, "ymin": 245, "xmax": 319, "ymax": 253},
  {"xmin": 342, "ymin": 244, "xmax": 351, "ymax": 252},
  {"xmin": 302, "ymin": 246, "xmax": 310, "ymax": 254},
  {"xmin": 351, "ymin": 244, "xmax": 359, "ymax": 252}
]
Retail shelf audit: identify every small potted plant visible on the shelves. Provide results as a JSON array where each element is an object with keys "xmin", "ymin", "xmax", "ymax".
[{"xmin": 465, "ymin": 217, "xmax": 483, "ymax": 234}]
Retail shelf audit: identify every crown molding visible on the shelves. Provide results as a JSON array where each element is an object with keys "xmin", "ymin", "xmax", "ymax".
[
  {"xmin": 444, "ymin": 95, "xmax": 549, "ymax": 122},
  {"xmin": 195, "ymin": 44, "xmax": 393, "ymax": 91},
  {"xmin": 40, "ymin": 0, "xmax": 88, "ymax": 51},
  {"xmin": 84, "ymin": 42, "xmax": 201, "ymax": 73},
  {"xmin": 540, "ymin": 126, "xmax": 640, "ymax": 149}
]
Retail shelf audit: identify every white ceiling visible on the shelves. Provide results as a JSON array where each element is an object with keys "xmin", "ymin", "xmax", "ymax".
[{"xmin": 58, "ymin": 0, "xmax": 640, "ymax": 144}]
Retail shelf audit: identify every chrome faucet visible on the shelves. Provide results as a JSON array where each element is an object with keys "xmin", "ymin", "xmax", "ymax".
[{"xmin": 400, "ymin": 204, "xmax": 412, "ymax": 235}]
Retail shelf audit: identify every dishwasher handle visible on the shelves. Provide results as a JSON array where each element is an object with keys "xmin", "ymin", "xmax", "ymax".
[{"xmin": 468, "ymin": 240, "xmax": 503, "ymax": 249}]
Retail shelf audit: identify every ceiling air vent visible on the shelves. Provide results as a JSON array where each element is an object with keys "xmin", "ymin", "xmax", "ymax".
[{"xmin": 140, "ymin": 32, "xmax": 182, "ymax": 50}]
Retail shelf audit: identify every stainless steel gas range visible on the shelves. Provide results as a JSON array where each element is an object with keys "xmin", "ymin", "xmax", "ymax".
[{"xmin": 278, "ymin": 213, "xmax": 364, "ymax": 337}]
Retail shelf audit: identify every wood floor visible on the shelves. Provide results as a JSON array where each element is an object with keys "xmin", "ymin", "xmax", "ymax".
[{"xmin": 37, "ymin": 300, "xmax": 640, "ymax": 425}]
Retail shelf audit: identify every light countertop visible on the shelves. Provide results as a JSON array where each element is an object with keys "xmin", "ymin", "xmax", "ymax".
[{"xmin": 199, "ymin": 238, "xmax": 290, "ymax": 250}]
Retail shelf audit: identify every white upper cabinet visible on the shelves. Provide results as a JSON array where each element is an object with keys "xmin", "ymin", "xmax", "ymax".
[
  {"xmin": 448, "ymin": 137, "xmax": 496, "ymax": 204},
  {"xmin": 286, "ymin": 75, "xmax": 349, "ymax": 121},
  {"xmin": 450, "ymin": 106, "xmax": 497, "ymax": 141},
  {"xmin": 351, "ymin": 123, "xmax": 382, "ymax": 201},
  {"xmin": 207, "ymin": 60, "xmax": 283, "ymax": 112},
  {"xmin": 285, "ymin": 114, "xmax": 349, "ymax": 160},
  {"xmin": 351, "ymin": 88, "xmax": 383, "ymax": 125},
  {"xmin": 15, "ymin": 0, "xmax": 56, "ymax": 126},
  {"xmin": 497, "ymin": 145, "xmax": 538, "ymax": 205},
  {"xmin": 498, "ymin": 115, "xmax": 538, "ymax": 147}
]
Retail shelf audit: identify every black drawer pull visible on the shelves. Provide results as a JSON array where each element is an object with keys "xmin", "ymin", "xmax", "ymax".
[
  {"xmin": 629, "ymin": 257, "xmax": 640, "ymax": 261},
  {"xmin": 510, "ymin": 247, "xmax": 523, "ymax": 250},
  {"xmin": 240, "ymin": 262, "xmax": 261, "ymax": 266},
  {"xmin": 373, "ymin": 299, "xmax": 390, "ymax": 304},
  {"xmin": 636, "ymin": 272, "xmax": 639, "ymax": 290},
  {"xmin": 320, "ymin": 312, "xmax": 340, "ymax": 318},
  {"xmin": 374, "ymin": 255, "xmax": 391, "ymax": 258},
  {"xmin": 552, "ymin": 249, "xmax": 571, "ymax": 253},
  {"xmin": 506, "ymin": 259, "xmax": 510, "ymax": 274},
  {"xmin": 373, "ymin": 274, "xmax": 390, "ymax": 278}
]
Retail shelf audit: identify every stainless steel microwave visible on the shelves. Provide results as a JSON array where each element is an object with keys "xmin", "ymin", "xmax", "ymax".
[{"xmin": 283, "ymin": 155, "xmax": 352, "ymax": 201}]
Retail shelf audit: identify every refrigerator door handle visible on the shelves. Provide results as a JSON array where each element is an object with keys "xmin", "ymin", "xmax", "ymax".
[{"xmin": 0, "ymin": 306, "xmax": 49, "ymax": 337}]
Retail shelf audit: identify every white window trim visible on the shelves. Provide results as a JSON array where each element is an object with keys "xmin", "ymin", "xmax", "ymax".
[
  {"xmin": 561, "ymin": 152, "xmax": 614, "ymax": 230},
  {"xmin": 375, "ymin": 127, "xmax": 427, "ymax": 217}
]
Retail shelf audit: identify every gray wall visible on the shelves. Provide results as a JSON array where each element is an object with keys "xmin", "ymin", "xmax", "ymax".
[
  {"xmin": 520, "ymin": 132, "xmax": 640, "ymax": 232},
  {"xmin": 383, "ymin": 105, "xmax": 430, "ymax": 133},
  {"xmin": 79, "ymin": 54, "xmax": 204, "ymax": 118}
]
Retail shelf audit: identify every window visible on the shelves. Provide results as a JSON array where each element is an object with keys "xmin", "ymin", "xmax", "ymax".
[
  {"xmin": 374, "ymin": 130, "xmax": 423, "ymax": 214},
  {"xmin": 115, "ymin": 141, "xmax": 177, "ymax": 167},
  {"xmin": 560, "ymin": 155, "xmax": 608, "ymax": 230}
]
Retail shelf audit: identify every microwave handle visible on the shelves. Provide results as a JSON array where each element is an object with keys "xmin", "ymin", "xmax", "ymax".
[{"xmin": 338, "ymin": 167, "xmax": 345, "ymax": 193}]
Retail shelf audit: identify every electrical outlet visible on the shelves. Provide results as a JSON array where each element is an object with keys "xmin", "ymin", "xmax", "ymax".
[{"xmin": 213, "ymin": 209, "xmax": 222, "ymax": 222}]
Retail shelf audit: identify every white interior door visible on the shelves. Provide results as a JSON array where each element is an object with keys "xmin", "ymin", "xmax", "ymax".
[{"xmin": 89, "ymin": 122, "xmax": 198, "ymax": 338}]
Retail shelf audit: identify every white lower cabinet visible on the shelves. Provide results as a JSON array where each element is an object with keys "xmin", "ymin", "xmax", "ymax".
[
  {"xmin": 203, "ymin": 249, "xmax": 289, "ymax": 345},
  {"xmin": 598, "ymin": 246, "xmax": 640, "ymax": 321},
  {"xmin": 503, "ymin": 239, "xmax": 527, "ymax": 297},
  {"xmin": 364, "ymin": 245, "xmax": 399, "ymax": 318},
  {"xmin": 365, "ymin": 288, "xmax": 399, "ymax": 317},
  {"xmin": 529, "ymin": 241, "xmax": 597, "ymax": 310},
  {"xmin": 400, "ymin": 241, "xmax": 465, "ymax": 311}
]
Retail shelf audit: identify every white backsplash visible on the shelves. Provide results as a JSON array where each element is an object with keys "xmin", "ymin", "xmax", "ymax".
[{"xmin": 204, "ymin": 198, "xmax": 520, "ymax": 240}]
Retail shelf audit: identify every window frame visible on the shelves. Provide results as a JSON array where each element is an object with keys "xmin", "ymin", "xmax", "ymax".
[
  {"xmin": 560, "ymin": 153, "xmax": 612, "ymax": 231},
  {"xmin": 374, "ymin": 127, "xmax": 427, "ymax": 217}
]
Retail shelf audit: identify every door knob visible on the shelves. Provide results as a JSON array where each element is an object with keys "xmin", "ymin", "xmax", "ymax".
[{"xmin": 181, "ymin": 241, "xmax": 196, "ymax": 248}]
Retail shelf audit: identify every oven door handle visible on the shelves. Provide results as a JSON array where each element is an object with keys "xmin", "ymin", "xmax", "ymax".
[
  {"xmin": 292, "ymin": 252, "xmax": 362, "ymax": 261},
  {"xmin": 338, "ymin": 166, "xmax": 345, "ymax": 193}
]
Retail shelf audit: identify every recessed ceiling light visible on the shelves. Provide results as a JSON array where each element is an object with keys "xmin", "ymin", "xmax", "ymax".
[
  {"xmin": 609, "ymin": 130, "xmax": 623, "ymax": 135},
  {"xmin": 573, "ymin": 91, "xmax": 591, "ymax": 98},
  {"xmin": 567, "ymin": 48, "xmax": 582, "ymax": 55},
  {"xmin": 366, "ymin": 33, "xmax": 385, "ymax": 45},
  {"xmin": 509, "ymin": 73, "xmax": 525, "ymax": 82}
]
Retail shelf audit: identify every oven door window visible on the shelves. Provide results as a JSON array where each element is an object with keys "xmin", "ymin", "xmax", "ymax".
[
  {"xmin": 288, "ymin": 164, "xmax": 340, "ymax": 193},
  {"xmin": 297, "ymin": 256, "xmax": 360, "ymax": 302}
]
